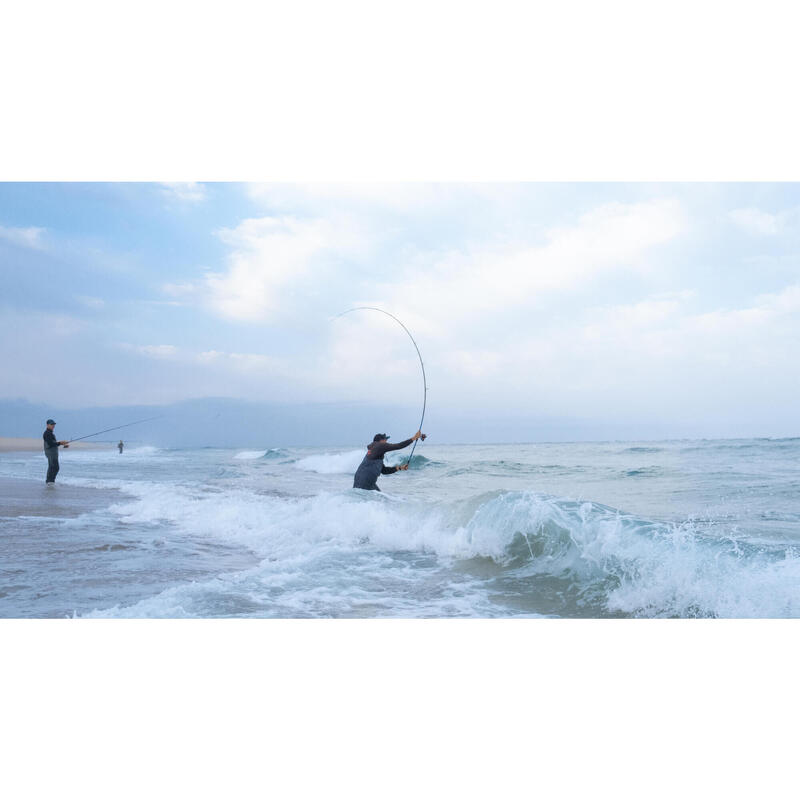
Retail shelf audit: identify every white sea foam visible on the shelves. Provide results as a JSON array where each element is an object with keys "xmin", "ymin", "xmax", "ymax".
[
  {"xmin": 11, "ymin": 456, "xmax": 800, "ymax": 619},
  {"xmin": 6, "ymin": 438, "xmax": 800, "ymax": 619},
  {"xmin": 293, "ymin": 449, "xmax": 364, "ymax": 474},
  {"xmin": 233, "ymin": 450, "xmax": 268, "ymax": 460},
  {"xmin": 94, "ymin": 482, "xmax": 800, "ymax": 618}
]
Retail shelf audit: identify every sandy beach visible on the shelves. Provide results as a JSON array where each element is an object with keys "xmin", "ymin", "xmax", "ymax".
[{"xmin": 0, "ymin": 437, "xmax": 104, "ymax": 452}]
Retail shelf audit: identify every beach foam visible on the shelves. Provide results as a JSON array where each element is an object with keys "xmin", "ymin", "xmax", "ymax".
[
  {"xmin": 293, "ymin": 449, "xmax": 364, "ymax": 474},
  {"xmin": 5, "ymin": 438, "xmax": 800, "ymax": 618},
  {"xmin": 83, "ymin": 479, "xmax": 800, "ymax": 618}
]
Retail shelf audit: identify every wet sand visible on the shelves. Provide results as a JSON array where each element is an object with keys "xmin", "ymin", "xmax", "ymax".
[
  {"xmin": 0, "ymin": 476, "xmax": 256, "ymax": 619},
  {"xmin": 0, "ymin": 437, "xmax": 102, "ymax": 453},
  {"xmin": 0, "ymin": 476, "xmax": 122, "ymax": 518}
]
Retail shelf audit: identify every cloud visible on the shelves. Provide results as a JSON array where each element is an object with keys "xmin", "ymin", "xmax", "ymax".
[
  {"xmin": 0, "ymin": 309, "xmax": 91, "ymax": 405},
  {"xmin": 439, "ymin": 348, "xmax": 506, "ymax": 378},
  {"xmin": 682, "ymin": 284, "xmax": 800, "ymax": 347},
  {"xmin": 0, "ymin": 224, "xmax": 46, "ymax": 249},
  {"xmin": 197, "ymin": 349, "xmax": 285, "ymax": 372},
  {"xmin": 543, "ymin": 285, "xmax": 797, "ymax": 371},
  {"xmin": 160, "ymin": 182, "xmax": 207, "ymax": 204},
  {"xmin": 174, "ymin": 194, "xmax": 685, "ymax": 336},
  {"xmin": 118, "ymin": 343, "xmax": 288, "ymax": 374},
  {"xmin": 579, "ymin": 292, "xmax": 694, "ymax": 347},
  {"xmin": 307, "ymin": 198, "xmax": 689, "ymax": 406},
  {"xmin": 246, "ymin": 183, "xmax": 510, "ymax": 215},
  {"xmin": 422, "ymin": 293, "xmax": 696, "ymax": 391},
  {"xmin": 729, "ymin": 207, "xmax": 780, "ymax": 235},
  {"xmin": 75, "ymin": 295, "xmax": 105, "ymax": 309},
  {"xmin": 365, "ymin": 198, "xmax": 687, "ymax": 334},
  {"xmin": 756, "ymin": 283, "xmax": 800, "ymax": 312},
  {"xmin": 207, "ymin": 216, "xmax": 335, "ymax": 321},
  {"xmin": 139, "ymin": 188, "xmax": 799, "ymax": 428},
  {"xmin": 476, "ymin": 284, "xmax": 800, "ymax": 416},
  {"xmin": 318, "ymin": 280, "xmax": 800, "ymax": 421},
  {"xmin": 120, "ymin": 343, "xmax": 179, "ymax": 360},
  {"xmin": 170, "ymin": 214, "xmax": 365, "ymax": 322}
]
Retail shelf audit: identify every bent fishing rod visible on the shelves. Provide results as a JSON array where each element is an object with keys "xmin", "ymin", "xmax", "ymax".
[
  {"xmin": 334, "ymin": 306, "xmax": 427, "ymax": 465},
  {"xmin": 68, "ymin": 415, "xmax": 164, "ymax": 443}
]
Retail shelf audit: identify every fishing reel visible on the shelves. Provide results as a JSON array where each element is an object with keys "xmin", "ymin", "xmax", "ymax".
[{"xmin": 420, "ymin": 433, "xmax": 427, "ymax": 441}]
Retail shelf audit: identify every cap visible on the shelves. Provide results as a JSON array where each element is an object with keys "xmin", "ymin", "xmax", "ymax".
[
  {"xmin": 373, "ymin": 433, "xmax": 390, "ymax": 442},
  {"xmin": 46, "ymin": 419, "xmax": 56, "ymax": 425}
]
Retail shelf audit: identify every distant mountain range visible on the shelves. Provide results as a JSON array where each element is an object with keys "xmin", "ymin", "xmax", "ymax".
[{"xmin": 0, "ymin": 396, "xmax": 680, "ymax": 448}]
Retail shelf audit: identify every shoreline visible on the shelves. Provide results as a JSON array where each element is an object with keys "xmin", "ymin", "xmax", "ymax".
[
  {"xmin": 0, "ymin": 437, "xmax": 105, "ymax": 453},
  {"xmin": 0, "ymin": 475, "xmax": 123, "ymax": 518}
]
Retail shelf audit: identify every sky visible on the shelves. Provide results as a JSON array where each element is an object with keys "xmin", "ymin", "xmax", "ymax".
[{"xmin": 2, "ymin": 182, "xmax": 800, "ymax": 440}]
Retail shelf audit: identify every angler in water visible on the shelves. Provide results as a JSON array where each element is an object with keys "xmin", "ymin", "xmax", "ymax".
[
  {"xmin": 43, "ymin": 419, "xmax": 69, "ymax": 485},
  {"xmin": 353, "ymin": 431, "xmax": 425, "ymax": 491}
]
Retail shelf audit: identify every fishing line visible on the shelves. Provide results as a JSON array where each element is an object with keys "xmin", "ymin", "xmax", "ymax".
[
  {"xmin": 333, "ymin": 306, "xmax": 427, "ymax": 466},
  {"xmin": 68, "ymin": 415, "xmax": 164, "ymax": 443}
]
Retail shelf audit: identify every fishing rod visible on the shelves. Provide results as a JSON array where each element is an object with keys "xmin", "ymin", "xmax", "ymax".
[
  {"xmin": 68, "ymin": 415, "xmax": 164, "ymax": 443},
  {"xmin": 334, "ymin": 306, "xmax": 427, "ymax": 466}
]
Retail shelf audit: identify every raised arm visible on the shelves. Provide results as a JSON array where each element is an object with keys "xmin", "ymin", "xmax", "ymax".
[
  {"xmin": 378, "ymin": 431, "xmax": 423, "ymax": 454},
  {"xmin": 381, "ymin": 437, "xmax": 414, "ymax": 453}
]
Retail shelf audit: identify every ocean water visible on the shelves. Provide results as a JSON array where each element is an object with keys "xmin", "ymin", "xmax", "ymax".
[{"xmin": 1, "ymin": 438, "xmax": 800, "ymax": 618}]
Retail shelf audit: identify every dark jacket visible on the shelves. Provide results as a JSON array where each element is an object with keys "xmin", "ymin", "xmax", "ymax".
[
  {"xmin": 43, "ymin": 429, "xmax": 59, "ymax": 453},
  {"xmin": 352, "ymin": 437, "xmax": 414, "ymax": 490}
]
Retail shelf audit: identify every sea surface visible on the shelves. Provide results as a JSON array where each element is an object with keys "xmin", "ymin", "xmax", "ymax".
[{"xmin": 1, "ymin": 438, "xmax": 800, "ymax": 618}]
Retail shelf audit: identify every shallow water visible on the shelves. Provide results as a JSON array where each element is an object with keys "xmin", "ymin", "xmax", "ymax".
[{"xmin": 1, "ymin": 438, "xmax": 799, "ymax": 618}]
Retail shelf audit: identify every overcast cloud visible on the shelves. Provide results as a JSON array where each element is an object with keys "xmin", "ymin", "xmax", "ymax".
[{"xmin": 2, "ymin": 182, "xmax": 799, "ymax": 439}]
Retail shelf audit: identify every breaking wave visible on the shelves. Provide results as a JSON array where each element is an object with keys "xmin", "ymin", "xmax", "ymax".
[
  {"xmin": 233, "ymin": 450, "xmax": 268, "ymax": 460},
  {"xmin": 622, "ymin": 446, "xmax": 663, "ymax": 454},
  {"xmin": 233, "ymin": 448, "xmax": 290, "ymax": 460},
  {"xmin": 293, "ymin": 450, "xmax": 364, "ymax": 474},
  {"xmin": 84, "ymin": 481, "xmax": 800, "ymax": 618}
]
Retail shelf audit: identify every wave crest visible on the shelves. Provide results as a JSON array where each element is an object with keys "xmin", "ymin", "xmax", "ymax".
[{"xmin": 92, "ymin": 481, "xmax": 800, "ymax": 619}]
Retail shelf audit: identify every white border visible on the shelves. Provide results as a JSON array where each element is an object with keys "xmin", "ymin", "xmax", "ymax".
[
  {"xmin": 2, "ymin": 1, "xmax": 800, "ymax": 180},
  {"xmin": 2, "ymin": 2, "xmax": 799, "ymax": 797}
]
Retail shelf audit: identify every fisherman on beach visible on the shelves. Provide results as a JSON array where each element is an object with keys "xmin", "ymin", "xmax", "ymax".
[
  {"xmin": 43, "ymin": 419, "xmax": 69, "ymax": 485},
  {"xmin": 353, "ymin": 430, "xmax": 425, "ymax": 491},
  {"xmin": 118, "ymin": 440, "xmax": 124, "ymax": 454}
]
